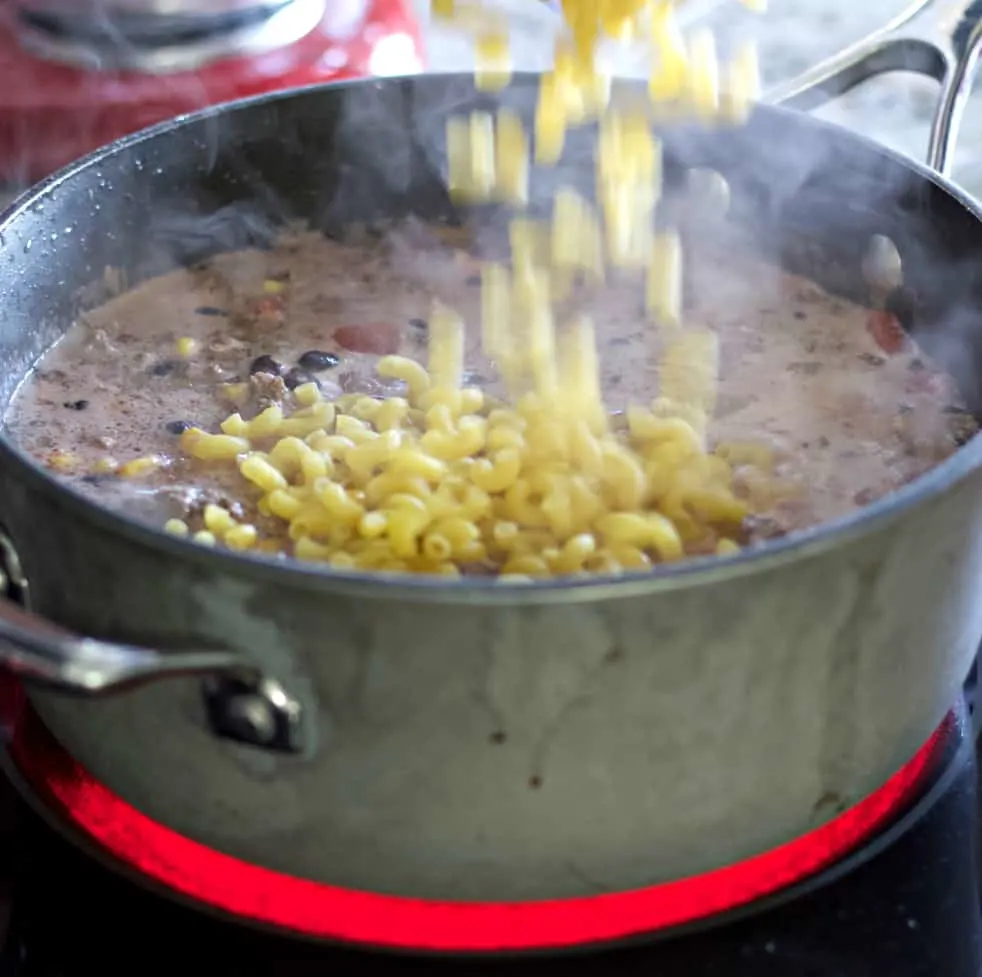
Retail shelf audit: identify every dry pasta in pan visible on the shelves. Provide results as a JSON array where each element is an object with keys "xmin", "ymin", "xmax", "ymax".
[
  {"xmin": 173, "ymin": 338, "xmax": 752, "ymax": 578},
  {"xmin": 28, "ymin": 0, "xmax": 968, "ymax": 581},
  {"xmin": 171, "ymin": 0, "xmax": 768, "ymax": 577},
  {"xmin": 12, "ymin": 216, "xmax": 974, "ymax": 580}
]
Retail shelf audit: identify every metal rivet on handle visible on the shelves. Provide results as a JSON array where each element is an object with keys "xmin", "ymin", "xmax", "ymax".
[
  {"xmin": 202, "ymin": 672, "xmax": 306, "ymax": 754},
  {"xmin": 224, "ymin": 694, "xmax": 277, "ymax": 745}
]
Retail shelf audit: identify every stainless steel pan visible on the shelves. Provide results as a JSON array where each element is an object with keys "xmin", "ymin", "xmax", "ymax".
[{"xmin": 0, "ymin": 0, "xmax": 981, "ymax": 924}]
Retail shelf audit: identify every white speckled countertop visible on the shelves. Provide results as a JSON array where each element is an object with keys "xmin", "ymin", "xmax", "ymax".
[{"xmin": 416, "ymin": 0, "xmax": 982, "ymax": 197}]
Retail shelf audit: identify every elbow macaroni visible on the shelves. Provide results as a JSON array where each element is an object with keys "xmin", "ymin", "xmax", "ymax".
[
  {"xmin": 176, "ymin": 342, "xmax": 755, "ymax": 575},
  {"xmin": 166, "ymin": 0, "xmax": 771, "ymax": 577}
]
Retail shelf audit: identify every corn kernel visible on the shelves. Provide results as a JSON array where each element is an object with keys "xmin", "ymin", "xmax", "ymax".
[
  {"xmin": 46, "ymin": 449, "xmax": 81, "ymax": 473},
  {"xmin": 119, "ymin": 455, "xmax": 162, "ymax": 478},
  {"xmin": 176, "ymin": 336, "xmax": 199, "ymax": 358}
]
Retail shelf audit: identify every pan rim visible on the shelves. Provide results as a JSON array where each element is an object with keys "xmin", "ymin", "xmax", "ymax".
[{"xmin": 2, "ymin": 72, "xmax": 980, "ymax": 607}]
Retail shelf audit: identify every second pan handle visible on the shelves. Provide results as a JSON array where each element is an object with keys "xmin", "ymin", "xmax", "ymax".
[
  {"xmin": 0, "ymin": 529, "xmax": 306, "ymax": 754},
  {"xmin": 763, "ymin": 0, "xmax": 982, "ymax": 176}
]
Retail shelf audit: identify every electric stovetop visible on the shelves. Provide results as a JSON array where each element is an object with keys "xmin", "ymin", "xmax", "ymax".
[{"xmin": 0, "ymin": 675, "xmax": 980, "ymax": 977}]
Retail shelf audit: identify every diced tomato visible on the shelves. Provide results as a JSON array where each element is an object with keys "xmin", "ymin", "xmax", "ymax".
[
  {"xmin": 251, "ymin": 295, "xmax": 285, "ymax": 319},
  {"xmin": 333, "ymin": 322, "xmax": 401, "ymax": 355},
  {"xmin": 866, "ymin": 309, "xmax": 907, "ymax": 354}
]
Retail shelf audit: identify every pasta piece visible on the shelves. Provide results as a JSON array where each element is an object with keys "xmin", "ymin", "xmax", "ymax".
[
  {"xmin": 687, "ymin": 29, "xmax": 720, "ymax": 120},
  {"xmin": 178, "ymin": 0, "xmax": 776, "ymax": 576},
  {"xmin": 658, "ymin": 329, "xmax": 720, "ymax": 415},
  {"xmin": 648, "ymin": 0, "xmax": 688, "ymax": 103},
  {"xmin": 428, "ymin": 301, "xmax": 466, "ymax": 392},
  {"xmin": 723, "ymin": 41, "xmax": 761, "ymax": 123},
  {"xmin": 475, "ymin": 30, "xmax": 511, "ymax": 92},
  {"xmin": 535, "ymin": 72, "xmax": 567, "ymax": 165},
  {"xmin": 494, "ymin": 109, "xmax": 529, "ymax": 205},
  {"xmin": 446, "ymin": 112, "xmax": 496, "ymax": 202},
  {"xmin": 557, "ymin": 314, "xmax": 605, "ymax": 433},
  {"xmin": 646, "ymin": 231, "xmax": 683, "ymax": 327},
  {"xmin": 551, "ymin": 187, "xmax": 604, "ymax": 279}
]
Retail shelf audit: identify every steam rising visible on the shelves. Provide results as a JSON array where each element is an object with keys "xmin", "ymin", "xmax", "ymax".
[{"xmin": 42, "ymin": 65, "xmax": 982, "ymax": 427}]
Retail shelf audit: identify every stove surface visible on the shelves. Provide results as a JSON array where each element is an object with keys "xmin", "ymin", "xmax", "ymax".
[{"xmin": 0, "ymin": 701, "xmax": 978, "ymax": 977}]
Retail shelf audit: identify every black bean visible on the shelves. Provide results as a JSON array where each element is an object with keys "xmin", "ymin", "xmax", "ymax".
[
  {"xmin": 739, "ymin": 515, "xmax": 787, "ymax": 542},
  {"xmin": 953, "ymin": 422, "xmax": 977, "ymax": 447},
  {"xmin": 858, "ymin": 352, "xmax": 885, "ymax": 367},
  {"xmin": 149, "ymin": 359, "xmax": 180, "ymax": 377},
  {"xmin": 787, "ymin": 361, "xmax": 822, "ymax": 376},
  {"xmin": 793, "ymin": 310, "xmax": 806, "ymax": 320},
  {"xmin": 943, "ymin": 406, "xmax": 978, "ymax": 446},
  {"xmin": 284, "ymin": 367, "xmax": 317, "ymax": 390},
  {"xmin": 62, "ymin": 399, "xmax": 89, "ymax": 411},
  {"xmin": 80, "ymin": 474, "xmax": 111, "ymax": 485},
  {"xmin": 165, "ymin": 420, "xmax": 194, "ymax": 435},
  {"xmin": 853, "ymin": 487, "xmax": 877, "ymax": 506},
  {"xmin": 195, "ymin": 306, "xmax": 228, "ymax": 317},
  {"xmin": 249, "ymin": 354, "xmax": 283, "ymax": 376},
  {"xmin": 465, "ymin": 274, "xmax": 481, "ymax": 287},
  {"xmin": 298, "ymin": 350, "xmax": 340, "ymax": 371},
  {"xmin": 408, "ymin": 317, "xmax": 428, "ymax": 331}
]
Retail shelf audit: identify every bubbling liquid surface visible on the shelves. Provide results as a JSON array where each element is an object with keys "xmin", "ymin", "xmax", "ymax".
[{"xmin": 3, "ymin": 217, "xmax": 973, "ymax": 574}]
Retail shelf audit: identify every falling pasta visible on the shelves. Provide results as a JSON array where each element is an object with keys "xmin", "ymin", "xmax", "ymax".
[{"xmin": 169, "ymin": 0, "xmax": 771, "ymax": 578}]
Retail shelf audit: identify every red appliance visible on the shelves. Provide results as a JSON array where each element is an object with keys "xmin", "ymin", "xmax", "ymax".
[{"xmin": 0, "ymin": 0, "xmax": 424, "ymax": 183}]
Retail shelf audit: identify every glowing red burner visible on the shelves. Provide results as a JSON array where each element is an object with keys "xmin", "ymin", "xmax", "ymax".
[
  {"xmin": 0, "ymin": 676, "xmax": 951, "ymax": 954},
  {"xmin": 0, "ymin": 0, "xmax": 423, "ymax": 183}
]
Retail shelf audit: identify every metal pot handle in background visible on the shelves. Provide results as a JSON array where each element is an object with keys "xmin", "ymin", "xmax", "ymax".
[
  {"xmin": 764, "ymin": 0, "xmax": 982, "ymax": 176},
  {"xmin": 0, "ymin": 530, "xmax": 305, "ymax": 753}
]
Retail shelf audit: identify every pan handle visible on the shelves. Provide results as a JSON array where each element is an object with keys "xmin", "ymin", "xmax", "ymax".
[
  {"xmin": 763, "ymin": 0, "xmax": 982, "ymax": 176},
  {"xmin": 0, "ymin": 532, "xmax": 305, "ymax": 753}
]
